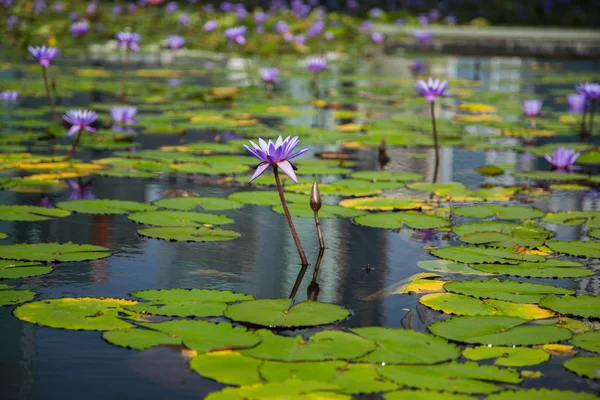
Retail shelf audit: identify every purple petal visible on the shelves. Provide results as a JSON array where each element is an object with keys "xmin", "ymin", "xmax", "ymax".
[
  {"xmin": 277, "ymin": 160, "xmax": 298, "ymax": 183},
  {"xmin": 288, "ymin": 147, "xmax": 310, "ymax": 160},
  {"xmin": 248, "ymin": 163, "xmax": 270, "ymax": 183},
  {"xmin": 68, "ymin": 125, "xmax": 81, "ymax": 136}
]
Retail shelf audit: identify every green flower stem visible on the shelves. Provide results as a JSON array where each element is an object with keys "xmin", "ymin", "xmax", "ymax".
[
  {"xmin": 430, "ymin": 101, "xmax": 440, "ymax": 183},
  {"xmin": 65, "ymin": 130, "xmax": 82, "ymax": 161},
  {"xmin": 41, "ymin": 66, "xmax": 57, "ymax": 125},
  {"xmin": 589, "ymin": 99, "xmax": 596, "ymax": 143},
  {"xmin": 119, "ymin": 48, "xmax": 129, "ymax": 102}
]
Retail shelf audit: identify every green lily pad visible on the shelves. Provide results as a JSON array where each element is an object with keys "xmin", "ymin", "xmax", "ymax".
[
  {"xmin": 0, "ymin": 289, "xmax": 36, "ymax": 306},
  {"xmin": 452, "ymin": 204, "xmax": 545, "ymax": 220},
  {"xmin": 324, "ymin": 364, "xmax": 398, "ymax": 394},
  {"xmin": 128, "ymin": 210, "xmax": 233, "ymax": 227},
  {"xmin": 443, "ymin": 279, "xmax": 573, "ymax": 303},
  {"xmin": 590, "ymin": 229, "xmax": 600, "ymax": 239},
  {"xmin": 355, "ymin": 212, "xmax": 450, "ymax": 230},
  {"xmin": 138, "ymin": 226, "xmax": 241, "ymax": 242},
  {"xmin": 513, "ymin": 171, "xmax": 590, "ymax": 181},
  {"xmin": 190, "ymin": 352, "xmax": 262, "ymax": 385},
  {"xmin": 486, "ymin": 389, "xmax": 599, "ymax": 400},
  {"xmin": 286, "ymin": 183, "xmax": 381, "ymax": 197},
  {"xmin": 225, "ymin": 299, "xmax": 350, "ymax": 328},
  {"xmin": 350, "ymin": 171, "xmax": 423, "ymax": 182},
  {"xmin": 470, "ymin": 259, "xmax": 594, "ymax": 278},
  {"xmin": 0, "ymin": 260, "xmax": 53, "ymax": 279},
  {"xmin": 429, "ymin": 246, "xmax": 545, "ymax": 264},
  {"xmin": 102, "ymin": 328, "xmax": 182, "ymax": 350},
  {"xmin": 377, "ymin": 361, "xmax": 521, "ymax": 394},
  {"xmin": 385, "ymin": 391, "xmax": 477, "ymax": 400},
  {"xmin": 339, "ymin": 197, "xmax": 424, "ymax": 211},
  {"xmin": 351, "ymin": 327, "xmax": 460, "ymax": 364},
  {"xmin": 329, "ymin": 178, "xmax": 405, "ymax": 191},
  {"xmin": 0, "ymin": 205, "xmax": 71, "ymax": 221},
  {"xmin": 429, "ymin": 316, "xmax": 572, "ymax": 345},
  {"xmin": 452, "ymin": 222, "xmax": 553, "ymax": 239},
  {"xmin": 56, "ymin": 199, "xmax": 157, "ymax": 215},
  {"xmin": 139, "ymin": 320, "xmax": 261, "ymax": 353},
  {"xmin": 171, "ymin": 162, "xmax": 250, "ymax": 175},
  {"xmin": 463, "ymin": 346, "xmax": 550, "ymax": 367},
  {"xmin": 563, "ymin": 356, "xmax": 600, "ymax": 379},
  {"xmin": 570, "ymin": 331, "xmax": 600, "ymax": 354},
  {"xmin": 153, "ymin": 197, "xmax": 243, "ymax": 211},
  {"xmin": 542, "ymin": 210, "xmax": 600, "ymax": 228},
  {"xmin": 240, "ymin": 329, "xmax": 376, "ymax": 362},
  {"xmin": 228, "ymin": 190, "xmax": 307, "ymax": 206},
  {"xmin": 420, "ymin": 293, "xmax": 555, "ymax": 319},
  {"xmin": 417, "ymin": 260, "xmax": 491, "ymax": 275},
  {"xmin": 457, "ymin": 232, "xmax": 517, "ymax": 245},
  {"xmin": 475, "ymin": 165, "xmax": 505, "ymax": 176},
  {"xmin": 0, "ymin": 242, "xmax": 111, "ymax": 263},
  {"xmin": 14, "ymin": 297, "xmax": 138, "ymax": 330},
  {"xmin": 271, "ymin": 203, "xmax": 366, "ymax": 219},
  {"xmin": 205, "ymin": 380, "xmax": 343, "ymax": 400},
  {"xmin": 125, "ymin": 288, "xmax": 253, "ymax": 317},
  {"xmin": 539, "ymin": 295, "xmax": 600, "ymax": 318},
  {"xmin": 545, "ymin": 240, "xmax": 600, "ymax": 258},
  {"xmin": 0, "ymin": 233, "xmax": 6, "ymax": 240}
]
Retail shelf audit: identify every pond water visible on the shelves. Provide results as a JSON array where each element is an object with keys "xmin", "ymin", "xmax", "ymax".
[{"xmin": 1, "ymin": 53, "xmax": 599, "ymax": 399}]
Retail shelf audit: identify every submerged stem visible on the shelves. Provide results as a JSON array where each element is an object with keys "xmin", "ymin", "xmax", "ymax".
[
  {"xmin": 581, "ymin": 99, "xmax": 588, "ymax": 138},
  {"xmin": 430, "ymin": 101, "xmax": 440, "ymax": 183},
  {"xmin": 65, "ymin": 130, "xmax": 82, "ymax": 161},
  {"xmin": 119, "ymin": 49, "xmax": 129, "ymax": 102},
  {"xmin": 273, "ymin": 167, "xmax": 309, "ymax": 266},
  {"xmin": 589, "ymin": 99, "xmax": 596, "ymax": 143},
  {"xmin": 314, "ymin": 211, "xmax": 325, "ymax": 250},
  {"xmin": 42, "ymin": 66, "xmax": 57, "ymax": 125}
]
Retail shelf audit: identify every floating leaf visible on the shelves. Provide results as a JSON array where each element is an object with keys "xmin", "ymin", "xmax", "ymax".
[
  {"xmin": 0, "ymin": 242, "xmax": 111, "ymax": 263},
  {"xmin": 339, "ymin": 197, "xmax": 424, "ymax": 211},
  {"xmin": 545, "ymin": 240, "xmax": 600, "ymax": 258},
  {"xmin": 420, "ymin": 293, "xmax": 555, "ymax": 319},
  {"xmin": 225, "ymin": 299, "xmax": 350, "ymax": 328},
  {"xmin": 570, "ymin": 331, "xmax": 600, "ymax": 354},
  {"xmin": 190, "ymin": 351, "xmax": 262, "ymax": 385},
  {"xmin": 417, "ymin": 260, "xmax": 491, "ymax": 275},
  {"xmin": 513, "ymin": 171, "xmax": 590, "ymax": 181},
  {"xmin": 563, "ymin": 356, "xmax": 600, "ymax": 379},
  {"xmin": 429, "ymin": 316, "xmax": 572, "ymax": 345},
  {"xmin": 384, "ymin": 391, "xmax": 477, "ymax": 400},
  {"xmin": 0, "ymin": 289, "xmax": 36, "ymax": 306},
  {"xmin": 350, "ymin": 171, "xmax": 424, "ymax": 182},
  {"xmin": 377, "ymin": 361, "xmax": 521, "ymax": 394},
  {"xmin": 153, "ymin": 197, "xmax": 243, "ymax": 211},
  {"xmin": 171, "ymin": 162, "xmax": 250, "ymax": 175},
  {"xmin": 470, "ymin": 259, "xmax": 594, "ymax": 278},
  {"xmin": 0, "ymin": 260, "xmax": 53, "ymax": 279},
  {"xmin": 452, "ymin": 222, "xmax": 552, "ymax": 239},
  {"xmin": 14, "ymin": 297, "xmax": 137, "ymax": 330},
  {"xmin": 205, "ymin": 380, "xmax": 343, "ymax": 400},
  {"xmin": 355, "ymin": 212, "xmax": 450, "ymax": 229},
  {"xmin": 430, "ymin": 246, "xmax": 544, "ymax": 264},
  {"xmin": 351, "ymin": 327, "xmax": 460, "ymax": 364},
  {"xmin": 0, "ymin": 205, "xmax": 70, "ymax": 221},
  {"xmin": 271, "ymin": 203, "xmax": 366, "ymax": 219},
  {"xmin": 56, "ymin": 199, "xmax": 156, "ymax": 215},
  {"xmin": 125, "ymin": 288, "xmax": 253, "ymax": 317},
  {"xmin": 485, "ymin": 388, "xmax": 599, "ymax": 400},
  {"xmin": 138, "ymin": 226, "xmax": 241, "ymax": 242},
  {"xmin": 102, "ymin": 328, "xmax": 182, "ymax": 350},
  {"xmin": 452, "ymin": 204, "xmax": 544, "ymax": 220},
  {"xmin": 443, "ymin": 279, "xmax": 573, "ymax": 303},
  {"xmin": 128, "ymin": 210, "xmax": 233, "ymax": 227},
  {"xmin": 286, "ymin": 183, "xmax": 381, "ymax": 197},
  {"xmin": 542, "ymin": 210, "xmax": 600, "ymax": 228},
  {"xmin": 539, "ymin": 295, "xmax": 600, "ymax": 318},
  {"xmin": 364, "ymin": 273, "xmax": 445, "ymax": 300},
  {"xmin": 228, "ymin": 190, "xmax": 307, "ymax": 206},
  {"xmin": 463, "ymin": 346, "xmax": 549, "ymax": 367},
  {"xmin": 139, "ymin": 320, "xmax": 261, "ymax": 353}
]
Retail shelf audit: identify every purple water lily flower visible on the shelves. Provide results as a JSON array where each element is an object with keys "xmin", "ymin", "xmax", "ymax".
[
  {"xmin": 0, "ymin": 91, "xmax": 18, "ymax": 101},
  {"xmin": 113, "ymin": 5, "xmax": 122, "ymax": 15},
  {"xmin": 7, "ymin": 15, "xmax": 18, "ymax": 29},
  {"xmin": 70, "ymin": 21, "xmax": 89, "ymax": 37},
  {"xmin": 243, "ymin": 136, "xmax": 310, "ymax": 183},
  {"xmin": 369, "ymin": 8, "xmax": 383, "ymax": 18},
  {"xmin": 295, "ymin": 34, "xmax": 306, "ymax": 45},
  {"xmin": 371, "ymin": 32, "xmax": 385, "ymax": 44},
  {"xmin": 166, "ymin": 35, "xmax": 185, "ymax": 50},
  {"xmin": 543, "ymin": 147, "xmax": 580, "ymax": 170},
  {"xmin": 414, "ymin": 29, "xmax": 432, "ymax": 43},
  {"xmin": 110, "ymin": 106, "xmax": 137, "ymax": 125},
  {"xmin": 86, "ymin": 1, "xmax": 97, "ymax": 15},
  {"xmin": 307, "ymin": 19, "xmax": 325, "ymax": 37},
  {"xmin": 220, "ymin": 1, "xmax": 233, "ymax": 12},
  {"xmin": 69, "ymin": 11, "xmax": 80, "ymax": 20},
  {"xmin": 37, "ymin": 197, "xmax": 55, "ymax": 208},
  {"xmin": 418, "ymin": 14, "xmax": 429, "ymax": 25},
  {"xmin": 254, "ymin": 11, "xmax": 268, "ymax": 25},
  {"xmin": 67, "ymin": 180, "xmax": 96, "ymax": 200},
  {"xmin": 63, "ymin": 109, "xmax": 98, "ymax": 136},
  {"xmin": 567, "ymin": 94, "xmax": 586, "ymax": 113},
  {"xmin": 274, "ymin": 20, "xmax": 289, "ymax": 34},
  {"xmin": 360, "ymin": 20, "xmax": 373, "ymax": 33},
  {"xmin": 395, "ymin": 18, "xmax": 405, "ymax": 26},
  {"xmin": 116, "ymin": 32, "xmax": 141, "ymax": 52},
  {"xmin": 416, "ymin": 77, "xmax": 448, "ymax": 103},
  {"xmin": 165, "ymin": 1, "xmax": 177, "ymax": 12},
  {"xmin": 522, "ymin": 100, "xmax": 542, "ymax": 117},
  {"xmin": 178, "ymin": 13, "xmax": 190, "ymax": 26},
  {"xmin": 33, "ymin": 0, "xmax": 46, "ymax": 14},
  {"xmin": 28, "ymin": 46, "xmax": 59, "ymax": 68},
  {"xmin": 224, "ymin": 26, "xmax": 247, "ymax": 46},
  {"xmin": 324, "ymin": 31, "xmax": 334, "ymax": 41},
  {"xmin": 52, "ymin": 1, "xmax": 63, "ymax": 12},
  {"xmin": 236, "ymin": 5, "xmax": 248, "ymax": 20},
  {"xmin": 306, "ymin": 56, "xmax": 328, "ymax": 73},
  {"xmin": 410, "ymin": 60, "xmax": 424, "ymax": 75},
  {"xmin": 203, "ymin": 20, "xmax": 218, "ymax": 32},
  {"xmin": 577, "ymin": 82, "xmax": 600, "ymax": 100},
  {"xmin": 260, "ymin": 67, "xmax": 280, "ymax": 84}
]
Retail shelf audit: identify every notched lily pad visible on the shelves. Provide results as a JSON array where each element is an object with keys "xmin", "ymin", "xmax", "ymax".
[
  {"xmin": 0, "ymin": 242, "xmax": 111, "ymax": 263},
  {"xmin": 56, "ymin": 199, "xmax": 157, "ymax": 215},
  {"xmin": 0, "ymin": 289, "xmax": 37, "ymax": 306},
  {"xmin": 485, "ymin": 388, "xmax": 599, "ymax": 400},
  {"xmin": 153, "ymin": 197, "xmax": 244, "ymax": 211},
  {"xmin": 0, "ymin": 260, "xmax": 53, "ymax": 279},
  {"xmin": 0, "ymin": 205, "xmax": 71, "ymax": 221},
  {"xmin": 545, "ymin": 240, "xmax": 600, "ymax": 258},
  {"xmin": 453, "ymin": 204, "xmax": 544, "ymax": 220},
  {"xmin": 443, "ymin": 279, "xmax": 573, "ymax": 303},
  {"xmin": 355, "ymin": 212, "xmax": 450, "ymax": 230},
  {"xmin": 563, "ymin": 356, "xmax": 600, "ymax": 380},
  {"xmin": 128, "ymin": 210, "xmax": 233, "ymax": 227},
  {"xmin": 539, "ymin": 295, "xmax": 600, "ymax": 318},
  {"xmin": 430, "ymin": 246, "xmax": 544, "ymax": 264},
  {"xmin": 138, "ymin": 226, "xmax": 241, "ymax": 242},
  {"xmin": 463, "ymin": 346, "xmax": 550, "ymax": 367}
]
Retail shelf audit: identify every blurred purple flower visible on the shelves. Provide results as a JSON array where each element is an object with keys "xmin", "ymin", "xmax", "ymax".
[
  {"xmin": 127, "ymin": 3, "xmax": 137, "ymax": 13},
  {"xmin": 33, "ymin": 0, "xmax": 46, "ymax": 14},
  {"xmin": 63, "ymin": 109, "xmax": 98, "ymax": 136},
  {"xmin": 418, "ymin": 14, "xmax": 429, "ymax": 25},
  {"xmin": 543, "ymin": 147, "xmax": 580, "ymax": 170},
  {"xmin": 567, "ymin": 94, "xmax": 586, "ymax": 113},
  {"xmin": 178, "ymin": 13, "xmax": 190, "ymax": 26},
  {"xmin": 203, "ymin": 20, "xmax": 218, "ymax": 32},
  {"xmin": 274, "ymin": 20, "xmax": 289, "ymax": 34},
  {"xmin": 69, "ymin": 11, "xmax": 80, "ymax": 20},
  {"xmin": 254, "ymin": 11, "xmax": 268, "ymax": 25},
  {"xmin": 416, "ymin": 77, "xmax": 448, "ymax": 102},
  {"xmin": 369, "ymin": 8, "xmax": 383, "ymax": 18},
  {"xmin": 220, "ymin": 1, "xmax": 233, "ymax": 12},
  {"xmin": 324, "ymin": 31, "xmax": 334, "ymax": 41},
  {"xmin": 28, "ymin": 46, "xmax": 59, "ymax": 68},
  {"xmin": 371, "ymin": 32, "xmax": 385, "ymax": 44},
  {"xmin": 224, "ymin": 26, "xmax": 247, "ymax": 46},
  {"xmin": 410, "ymin": 60, "xmax": 424, "ymax": 75},
  {"xmin": 243, "ymin": 136, "xmax": 310, "ymax": 183},
  {"xmin": 577, "ymin": 82, "xmax": 600, "ymax": 100},
  {"xmin": 86, "ymin": 1, "xmax": 97, "ymax": 15},
  {"xmin": 37, "ymin": 197, "xmax": 55, "ymax": 208},
  {"xmin": 52, "ymin": 1, "xmax": 63, "ymax": 12},
  {"xmin": 522, "ymin": 100, "xmax": 542, "ymax": 117},
  {"xmin": 70, "ymin": 21, "xmax": 89, "ymax": 38},
  {"xmin": 116, "ymin": 32, "xmax": 141, "ymax": 52},
  {"xmin": 360, "ymin": 20, "xmax": 373, "ymax": 33},
  {"xmin": 307, "ymin": 19, "xmax": 325, "ymax": 37},
  {"xmin": 166, "ymin": 34, "xmax": 185, "ymax": 49},
  {"xmin": 0, "ymin": 91, "xmax": 18, "ymax": 101},
  {"xmin": 7, "ymin": 15, "xmax": 18, "ymax": 29},
  {"xmin": 295, "ymin": 34, "xmax": 306, "ymax": 45},
  {"xmin": 429, "ymin": 8, "xmax": 441, "ymax": 21},
  {"xmin": 165, "ymin": 1, "xmax": 177, "ymax": 13},
  {"xmin": 110, "ymin": 106, "xmax": 137, "ymax": 125},
  {"xmin": 236, "ymin": 5, "xmax": 248, "ymax": 20},
  {"xmin": 67, "ymin": 180, "xmax": 96, "ymax": 200},
  {"xmin": 414, "ymin": 29, "xmax": 432, "ymax": 43},
  {"xmin": 306, "ymin": 56, "xmax": 328, "ymax": 73},
  {"xmin": 260, "ymin": 68, "xmax": 280, "ymax": 84},
  {"xmin": 113, "ymin": 5, "xmax": 122, "ymax": 16}
]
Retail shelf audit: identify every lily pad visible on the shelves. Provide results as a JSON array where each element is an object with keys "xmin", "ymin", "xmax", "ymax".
[
  {"xmin": 470, "ymin": 259, "xmax": 594, "ymax": 278},
  {"xmin": 563, "ymin": 356, "xmax": 600, "ymax": 379},
  {"xmin": 430, "ymin": 246, "xmax": 544, "ymax": 264},
  {"xmin": 545, "ymin": 240, "xmax": 600, "ymax": 258},
  {"xmin": 385, "ymin": 391, "xmax": 477, "ymax": 400},
  {"xmin": 271, "ymin": 203, "xmax": 366, "ymax": 219},
  {"xmin": 225, "ymin": 299, "xmax": 350, "ymax": 328},
  {"xmin": 128, "ymin": 210, "xmax": 233, "ymax": 227},
  {"xmin": 355, "ymin": 212, "xmax": 450, "ymax": 229},
  {"xmin": 452, "ymin": 204, "xmax": 545, "ymax": 220},
  {"xmin": 417, "ymin": 260, "xmax": 491, "ymax": 275},
  {"xmin": 452, "ymin": 222, "xmax": 552, "ymax": 239},
  {"xmin": 190, "ymin": 351, "xmax": 263, "ymax": 385},
  {"xmin": 286, "ymin": 183, "xmax": 381, "ymax": 197},
  {"xmin": 463, "ymin": 346, "xmax": 550, "ymax": 367},
  {"xmin": 0, "ymin": 242, "xmax": 111, "ymax": 263},
  {"xmin": 0, "ymin": 205, "xmax": 71, "ymax": 221},
  {"xmin": 339, "ymin": 197, "xmax": 424, "ymax": 211},
  {"xmin": 0, "ymin": 260, "xmax": 53, "ymax": 279},
  {"xmin": 56, "ymin": 199, "xmax": 157, "ymax": 215},
  {"xmin": 486, "ymin": 389, "xmax": 599, "ymax": 400},
  {"xmin": 429, "ymin": 316, "xmax": 572, "ymax": 345},
  {"xmin": 350, "ymin": 171, "xmax": 423, "ymax": 182},
  {"xmin": 513, "ymin": 171, "xmax": 590, "ymax": 181},
  {"xmin": 542, "ymin": 210, "xmax": 600, "ymax": 228},
  {"xmin": 240, "ymin": 329, "xmax": 376, "ymax": 362},
  {"xmin": 14, "ymin": 297, "xmax": 138, "ymax": 330},
  {"xmin": 377, "ymin": 361, "xmax": 521, "ymax": 394},
  {"xmin": 228, "ymin": 190, "xmax": 307, "ymax": 206},
  {"xmin": 0, "ymin": 289, "xmax": 37, "ymax": 306},
  {"xmin": 539, "ymin": 295, "xmax": 600, "ymax": 318},
  {"xmin": 138, "ymin": 226, "xmax": 241, "ymax": 242},
  {"xmin": 420, "ymin": 293, "xmax": 555, "ymax": 319},
  {"xmin": 153, "ymin": 197, "xmax": 243, "ymax": 211},
  {"xmin": 443, "ymin": 279, "xmax": 573, "ymax": 303},
  {"xmin": 570, "ymin": 331, "xmax": 600, "ymax": 354},
  {"xmin": 205, "ymin": 380, "xmax": 342, "ymax": 400},
  {"xmin": 102, "ymin": 328, "xmax": 182, "ymax": 350},
  {"xmin": 125, "ymin": 288, "xmax": 253, "ymax": 317},
  {"xmin": 351, "ymin": 327, "xmax": 460, "ymax": 364}
]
